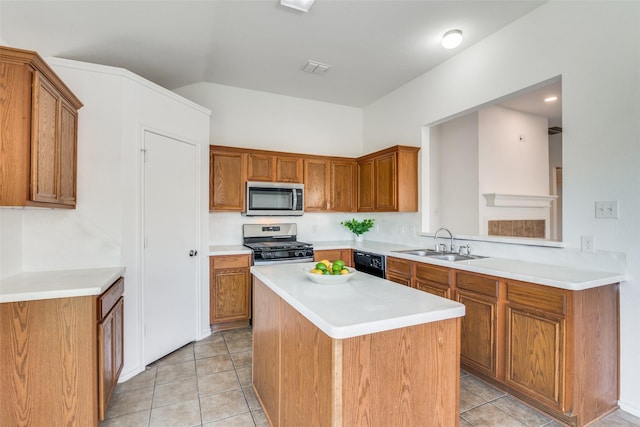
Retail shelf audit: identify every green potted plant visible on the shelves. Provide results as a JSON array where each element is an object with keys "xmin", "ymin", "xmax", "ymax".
[{"xmin": 341, "ymin": 218, "xmax": 375, "ymax": 242}]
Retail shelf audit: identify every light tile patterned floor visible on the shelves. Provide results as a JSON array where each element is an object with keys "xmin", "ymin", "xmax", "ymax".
[{"xmin": 101, "ymin": 327, "xmax": 640, "ymax": 427}]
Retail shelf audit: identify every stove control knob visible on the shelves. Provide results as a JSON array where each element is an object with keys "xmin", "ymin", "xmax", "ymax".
[{"xmin": 263, "ymin": 252, "xmax": 274, "ymax": 259}]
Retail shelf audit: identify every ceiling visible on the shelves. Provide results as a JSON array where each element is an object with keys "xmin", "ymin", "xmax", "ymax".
[{"xmin": 1, "ymin": 0, "xmax": 546, "ymax": 107}]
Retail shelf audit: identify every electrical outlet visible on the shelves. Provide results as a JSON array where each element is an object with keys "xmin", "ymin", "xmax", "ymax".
[
  {"xmin": 581, "ymin": 235, "xmax": 595, "ymax": 253},
  {"xmin": 595, "ymin": 200, "xmax": 619, "ymax": 219}
]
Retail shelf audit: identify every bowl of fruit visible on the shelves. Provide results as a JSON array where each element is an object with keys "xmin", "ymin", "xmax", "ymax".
[{"xmin": 303, "ymin": 259, "xmax": 356, "ymax": 284}]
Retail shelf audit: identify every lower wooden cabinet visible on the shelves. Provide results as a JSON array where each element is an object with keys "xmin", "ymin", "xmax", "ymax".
[
  {"xmin": 0, "ymin": 276, "xmax": 124, "ymax": 426},
  {"xmin": 98, "ymin": 277, "xmax": 125, "ymax": 420},
  {"xmin": 414, "ymin": 263, "xmax": 451, "ymax": 298},
  {"xmin": 385, "ymin": 256, "xmax": 413, "ymax": 286},
  {"xmin": 313, "ymin": 249, "xmax": 353, "ymax": 267},
  {"xmin": 455, "ymin": 272, "xmax": 499, "ymax": 378},
  {"xmin": 210, "ymin": 255, "xmax": 252, "ymax": 331}
]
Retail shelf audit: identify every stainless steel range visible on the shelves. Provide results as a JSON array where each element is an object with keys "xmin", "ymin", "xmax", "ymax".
[{"xmin": 243, "ymin": 223, "xmax": 314, "ymax": 265}]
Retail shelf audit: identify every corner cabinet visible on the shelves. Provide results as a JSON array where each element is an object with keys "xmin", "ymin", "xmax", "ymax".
[
  {"xmin": 0, "ymin": 276, "xmax": 124, "ymax": 426},
  {"xmin": 210, "ymin": 255, "xmax": 252, "ymax": 331},
  {"xmin": 357, "ymin": 145, "xmax": 420, "ymax": 212},
  {"xmin": 0, "ymin": 46, "xmax": 83, "ymax": 208}
]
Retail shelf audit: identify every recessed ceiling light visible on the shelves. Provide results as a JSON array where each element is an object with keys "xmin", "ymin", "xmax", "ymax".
[
  {"xmin": 442, "ymin": 29, "xmax": 463, "ymax": 49},
  {"xmin": 544, "ymin": 96, "xmax": 558, "ymax": 103},
  {"xmin": 280, "ymin": 0, "xmax": 315, "ymax": 12}
]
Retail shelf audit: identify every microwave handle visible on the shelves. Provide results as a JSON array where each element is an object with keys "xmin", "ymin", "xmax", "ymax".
[{"xmin": 293, "ymin": 189, "xmax": 298, "ymax": 209}]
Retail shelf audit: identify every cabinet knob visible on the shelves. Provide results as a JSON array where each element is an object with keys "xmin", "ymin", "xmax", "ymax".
[{"xmin": 189, "ymin": 250, "xmax": 198, "ymax": 257}]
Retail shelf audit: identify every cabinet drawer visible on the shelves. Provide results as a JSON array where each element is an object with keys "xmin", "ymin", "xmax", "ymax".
[
  {"xmin": 386, "ymin": 257, "xmax": 413, "ymax": 275},
  {"xmin": 456, "ymin": 272, "xmax": 498, "ymax": 298},
  {"xmin": 98, "ymin": 277, "xmax": 124, "ymax": 319},
  {"xmin": 506, "ymin": 281, "xmax": 566, "ymax": 315},
  {"xmin": 211, "ymin": 254, "xmax": 251, "ymax": 270},
  {"xmin": 415, "ymin": 263, "xmax": 449, "ymax": 286}
]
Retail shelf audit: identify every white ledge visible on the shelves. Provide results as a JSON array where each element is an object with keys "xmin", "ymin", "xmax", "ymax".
[{"xmin": 483, "ymin": 193, "xmax": 557, "ymax": 208}]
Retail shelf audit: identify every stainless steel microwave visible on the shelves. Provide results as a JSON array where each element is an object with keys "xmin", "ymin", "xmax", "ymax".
[{"xmin": 244, "ymin": 182, "xmax": 304, "ymax": 216}]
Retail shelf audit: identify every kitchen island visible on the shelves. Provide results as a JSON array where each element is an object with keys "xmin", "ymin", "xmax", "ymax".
[{"xmin": 250, "ymin": 262, "xmax": 465, "ymax": 427}]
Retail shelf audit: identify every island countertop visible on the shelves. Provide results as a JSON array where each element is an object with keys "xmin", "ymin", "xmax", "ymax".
[
  {"xmin": 251, "ymin": 262, "xmax": 465, "ymax": 339},
  {"xmin": 0, "ymin": 266, "xmax": 126, "ymax": 303}
]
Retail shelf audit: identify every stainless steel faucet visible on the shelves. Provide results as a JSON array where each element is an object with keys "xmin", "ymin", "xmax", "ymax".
[{"xmin": 434, "ymin": 228, "xmax": 455, "ymax": 253}]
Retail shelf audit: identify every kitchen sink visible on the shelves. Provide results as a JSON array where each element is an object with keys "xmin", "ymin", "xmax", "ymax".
[
  {"xmin": 393, "ymin": 249, "xmax": 488, "ymax": 262},
  {"xmin": 393, "ymin": 249, "xmax": 439, "ymax": 256},
  {"xmin": 427, "ymin": 253, "xmax": 487, "ymax": 262}
]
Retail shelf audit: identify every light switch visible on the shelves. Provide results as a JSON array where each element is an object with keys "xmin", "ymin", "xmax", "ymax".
[{"xmin": 595, "ymin": 201, "xmax": 619, "ymax": 219}]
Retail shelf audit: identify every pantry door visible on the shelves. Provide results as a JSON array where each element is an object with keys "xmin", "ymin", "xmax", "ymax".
[{"xmin": 143, "ymin": 131, "xmax": 200, "ymax": 365}]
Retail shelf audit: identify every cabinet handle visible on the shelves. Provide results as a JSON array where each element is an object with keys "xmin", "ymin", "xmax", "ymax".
[{"xmin": 189, "ymin": 250, "xmax": 198, "ymax": 257}]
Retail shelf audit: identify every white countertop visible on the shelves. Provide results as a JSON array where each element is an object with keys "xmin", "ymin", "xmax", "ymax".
[
  {"xmin": 211, "ymin": 240, "xmax": 624, "ymax": 291},
  {"xmin": 208, "ymin": 245, "xmax": 252, "ymax": 256},
  {"xmin": 251, "ymin": 262, "xmax": 465, "ymax": 339},
  {"xmin": 0, "ymin": 266, "xmax": 126, "ymax": 303}
]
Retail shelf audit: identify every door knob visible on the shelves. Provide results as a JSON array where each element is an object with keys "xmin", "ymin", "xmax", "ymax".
[{"xmin": 189, "ymin": 250, "xmax": 198, "ymax": 257}]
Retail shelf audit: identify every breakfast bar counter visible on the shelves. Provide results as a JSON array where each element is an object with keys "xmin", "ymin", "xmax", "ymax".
[{"xmin": 250, "ymin": 263, "xmax": 465, "ymax": 427}]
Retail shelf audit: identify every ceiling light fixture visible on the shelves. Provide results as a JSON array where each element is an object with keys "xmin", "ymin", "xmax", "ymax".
[
  {"xmin": 441, "ymin": 29, "xmax": 463, "ymax": 49},
  {"xmin": 544, "ymin": 96, "xmax": 558, "ymax": 103},
  {"xmin": 280, "ymin": 0, "xmax": 315, "ymax": 12}
]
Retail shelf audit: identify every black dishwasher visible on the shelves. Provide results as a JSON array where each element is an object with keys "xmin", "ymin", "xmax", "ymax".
[{"xmin": 353, "ymin": 250, "xmax": 386, "ymax": 278}]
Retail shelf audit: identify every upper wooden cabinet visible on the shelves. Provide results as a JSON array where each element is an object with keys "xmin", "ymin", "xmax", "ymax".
[
  {"xmin": 304, "ymin": 157, "xmax": 356, "ymax": 212},
  {"xmin": 247, "ymin": 153, "xmax": 303, "ymax": 183},
  {"xmin": 357, "ymin": 145, "xmax": 420, "ymax": 212},
  {"xmin": 210, "ymin": 147, "xmax": 246, "ymax": 212},
  {"xmin": 0, "ymin": 46, "xmax": 83, "ymax": 208},
  {"xmin": 209, "ymin": 145, "xmax": 419, "ymax": 213}
]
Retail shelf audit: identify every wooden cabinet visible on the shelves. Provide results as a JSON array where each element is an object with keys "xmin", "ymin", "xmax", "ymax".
[
  {"xmin": 385, "ymin": 256, "xmax": 414, "ymax": 287},
  {"xmin": 209, "ymin": 145, "xmax": 418, "ymax": 214},
  {"xmin": 97, "ymin": 277, "xmax": 125, "ymax": 420},
  {"xmin": 314, "ymin": 249, "xmax": 353, "ymax": 267},
  {"xmin": 504, "ymin": 281, "xmax": 567, "ymax": 411},
  {"xmin": 0, "ymin": 276, "xmax": 124, "ymax": 426},
  {"xmin": 209, "ymin": 147, "xmax": 246, "ymax": 211},
  {"xmin": 304, "ymin": 157, "xmax": 356, "ymax": 212},
  {"xmin": 209, "ymin": 255, "xmax": 252, "ymax": 331},
  {"xmin": 357, "ymin": 145, "xmax": 419, "ymax": 212},
  {"xmin": 456, "ymin": 271, "xmax": 500, "ymax": 378},
  {"xmin": 0, "ymin": 46, "xmax": 82, "ymax": 208},
  {"xmin": 415, "ymin": 263, "xmax": 451, "ymax": 298},
  {"xmin": 247, "ymin": 153, "xmax": 303, "ymax": 183}
]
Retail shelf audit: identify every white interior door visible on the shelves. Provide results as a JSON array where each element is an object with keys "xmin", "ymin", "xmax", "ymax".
[{"xmin": 143, "ymin": 131, "xmax": 199, "ymax": 365}]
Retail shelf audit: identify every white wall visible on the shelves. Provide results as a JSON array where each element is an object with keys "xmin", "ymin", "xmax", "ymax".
[
  {"xmin": 174, "ymin": 82, "xmax": 363, "ymax": 157},
  {"xmin": 430, "ymin": 112, "xmax": 479, "ymax": 234},
  {"xmin": 363, "ymin": 0, "xmax": 640, "ymax": 415}
]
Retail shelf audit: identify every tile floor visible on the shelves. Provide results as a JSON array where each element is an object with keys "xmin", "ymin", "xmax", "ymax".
[{"xmin": 101, "ymin": 327, "xmax": 640, "ymax": 427}]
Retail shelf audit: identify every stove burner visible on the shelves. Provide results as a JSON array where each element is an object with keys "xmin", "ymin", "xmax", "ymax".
[{"xmin": 243, "ymin": 223, "xmax": 314, "ymax": 264}]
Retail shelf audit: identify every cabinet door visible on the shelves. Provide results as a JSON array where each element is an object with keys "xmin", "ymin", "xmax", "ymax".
[
  {"xmin": 505, "ymin": 305, "xmax": 566, "ymax": 410},
  {"xmin": 415, "ymin": 264, "xmax": 450, "ymax": 298},
  {"xmin": 98, "ymin": 302, "xmax": 115, "ymax": 420},
  {"xmin": 457, "ymin": 290, "xmax": 498, "ymax": 377},
  {"xmin": 31, "ymin": 72, "xmax": 59, "ymax": 204},
  {"xmin": 304, "ymin": 159, "xmax": 329, "ymax": 211},
  {"xmin": 330, "ymin": 160, "xmax": 356, "ymax": 211},
  {"xmin": 374, "ymin": 152, "xmax": 397, "ymax": 211},
  {"xmin": 357, "ymin": 159, "xmax": 374, "ymax": 212},
  {"xmin": 58, "ymin": 99, "xmax": 78, "ymax": 206},
  {"xmin": 210, "ymin": 149, "xmax": 245, "ymax": 211},
  {"xmin": 247, "ymin": 153, "xmax": 273, "ymax": 181},
  {"xmin": 114, "ymin": 298, "xmax": 124, "ymax": 387},
  {"xmin": 276, "ymin": 156, "xmax": 303, "ymax": 183},
  {"xmin": 211, "ymin": 269, "xmax": 251, "ymax": 323}
]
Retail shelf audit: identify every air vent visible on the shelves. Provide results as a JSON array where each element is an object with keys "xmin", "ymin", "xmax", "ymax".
[
  {"xmin": 548, "ymin": 126, "xmax": 563, "ymax": 135},
  {"xmin": 303, "ymin": 60, "xmax": 330, "ymax": 75}
]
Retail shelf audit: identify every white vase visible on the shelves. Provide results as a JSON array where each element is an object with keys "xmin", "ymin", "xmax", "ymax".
[{"xmin": 355, "ymin": 235, "xmax": 364, "ymax": 243}]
